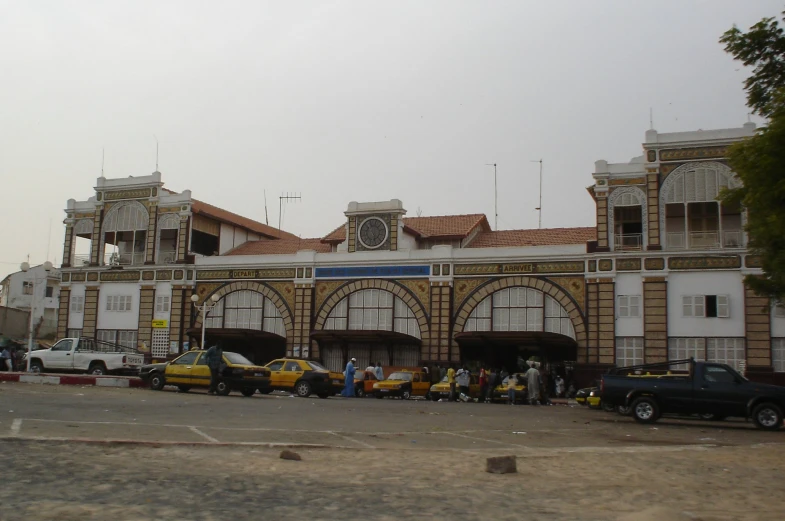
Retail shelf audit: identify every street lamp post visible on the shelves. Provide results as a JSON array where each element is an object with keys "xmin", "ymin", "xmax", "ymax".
[
  {"xmin": 190, "ymin": 293, "xmax": 220, "ymax": 350},
  {"xmin": 20, "ymin": 261, "xmax": 54, "ymax": 372}
]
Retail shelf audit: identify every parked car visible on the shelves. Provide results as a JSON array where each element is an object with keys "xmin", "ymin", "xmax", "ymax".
[
  {"xmin": 601, "ymin": 359, "xmax": 785, "ymax": 430},
  {"xmin": 429, "ymin": 374, "xmax": 481, "ymax": 401},
  {"xmin": 140, "ymin": 350, "xmax": 270, "ymax": 396},
  {"xmin": 25, "ymin": 337, "xmax": 143, "ymax": 375},
  {"xmin": 263, "ymin": 358, "xmax": 344, "ymax": 398},
  {"xmin": 373, "ymin": 370, "xmax": 430, "ymax": 399},
  {"xmin": 490, "ymin": 374, "xmax": 528, "ymax": 404},
  {"xmin": 354, "ymin": 370, "xmax": 379, "ymax": 397}
]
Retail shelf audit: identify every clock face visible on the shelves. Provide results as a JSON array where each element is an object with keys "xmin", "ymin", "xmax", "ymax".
[{"xmin": 359, "ymin": 217, "xmax": 388, "ymax": 249}]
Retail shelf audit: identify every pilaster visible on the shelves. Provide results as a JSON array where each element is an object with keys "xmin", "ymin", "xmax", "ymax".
[
  {"xmin": 292, "ymin": 284, "xmax": 314, "ymax": 358},
  {"xmin": 145, "ymin": 202, "xmax": 158, "ymax": 264},
  {"xmin": 56, "ymin": 288, "xmax": 70, "ymax": 339},
  {"xmin": 61, "ymin": 222, "xmax": 74, "ymax": 268},
  {"xmin": 89, "ymin": 207, "xmax": 103, "ymax": 266},
  {"xmin": 137, "ymin": 286, "xmax": 156, "ymax": 348},
  {"xmin": 744, "ymin": 286, "xmax": 772, "ymax": 367},
  {"xmin": 429, "ymin": 282, "xmax": 452, "ymax": 363},
  {"xmin": 82, "ymin": 286, "xmax": 100, "ymax": 338},
  {"xmin": 646, "ymin": 172, "xmax": 661, "ymax": 248},
  {"xmin": 643, "ymin": 277, "xmax": 668, "ymax": 362},
  {"xmin": 177, "ymin": 214, "xmax": 190, "ymax": 263},
  {"xmin": 168, "ymin": 286, "xmax": 191, "ymax": 355}
]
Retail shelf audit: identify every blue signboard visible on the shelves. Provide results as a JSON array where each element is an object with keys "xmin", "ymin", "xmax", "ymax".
[{"xmin": 315, "ymin": 265, "xmax": 430, "ymax": 278}]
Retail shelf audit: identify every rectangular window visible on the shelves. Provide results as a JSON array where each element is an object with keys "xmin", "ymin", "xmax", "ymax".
[
  {"xmin": 45, "ymin": 286, "xmax": 54, "ymax": 298},
  {"xmin": 616, "ymin": 337, "xmax": 644, "ymax": 367},
  {"xmin": 706, "ymin": 338, "xmax": 745, "ymax": 372},
  {"xmin": 774, "ymin": 305, "xmax": 785, "ymax": 318},
  {"xmin": 70, "ymin": 296, "xmax": 85, "ymax": 313},
  {"xmin": 106, "ymin": 295, "xmax": 132, "ymax": 312},
  {"xmin": 67, "ymin": 328, "xmax": 83, "ymax": 339},
  {"xmin": 617, "ymin": 295, "xmax": 641, "ymax": 318},
  {"xmin": 22, "ymin": 281, "xmax": 34, "ymax": 295},
  {"xmin": 155, "ymin": 295, "xmax": 170, "ymax": 313},
  {"xmin": 682, "ymin": 295, "xmax": 729, "ymax": 318},
  {"xmin": 773, "ymin": 339, "xmax": 785, "ymax": 373},
  {"xmin": 96, "ymin": 329, "xmax": 137, "ymax": 349},
  {"xmin": 668, "ymin": 337, "xmax": 706, "ymax": 370}
]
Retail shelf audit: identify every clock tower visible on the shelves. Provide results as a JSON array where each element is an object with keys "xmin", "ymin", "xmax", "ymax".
[{"xmin": 344, "ymin": 199, "xmax": 406, "ymax": 253}]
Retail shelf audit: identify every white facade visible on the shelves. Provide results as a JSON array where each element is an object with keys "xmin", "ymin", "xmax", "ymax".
[{"xmin": 0, "ymin": 265, "xmax": 60, "ymax": 338}]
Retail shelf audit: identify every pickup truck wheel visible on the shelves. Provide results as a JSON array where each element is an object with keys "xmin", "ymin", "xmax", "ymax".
[
  {"xmin": 240, "ymin": 388, "xmax": 255, "ymax": 397},
  {"xmin": 30, "ymin": 360, "xmax": 44, "ymax": 373},
  {"xmin": 601, "ymin": 401, "xmax": 616, "ymax": 413},
  {"xmin": 216, "ymin": 381, "xmax": 231, "ymax": 396},
  {"xmin": 149, "ymin": 372, "xmax": 165, "ymax": 391},
  {"xmin": 295, "ymin": 380, "xmax": 312, "ymax": 398},
  {"xmin": 752, "ymin": 402, "xmax": 783, "ymax": 430},
  {"xmin": 88, "ymin": 363, "xmax": 107, "ymax": 376},
  {"xmin": 631, "ymin": 397, "xmax": 660, "ymax": 424}
]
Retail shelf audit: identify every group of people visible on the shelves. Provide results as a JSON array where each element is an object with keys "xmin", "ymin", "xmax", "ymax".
[{"xmin": 443, "ymin": 363, "xmax": 568, "ymax": 405}]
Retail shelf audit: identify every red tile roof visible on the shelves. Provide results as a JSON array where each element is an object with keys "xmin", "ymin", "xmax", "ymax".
[
  {"xmin": 321, "ymin": 214, "xmax": 490, "ymax": 243},
  {"xmin": 225, "ymin": 238, "xmax": 331, "ymax": 256},
  {"xmin": 466, "ymin": 228, "xmax": 597, "ymax": 248},
  {"xmin": 191, "ymin": 199, "xmax": 298, "ymax": 240}
]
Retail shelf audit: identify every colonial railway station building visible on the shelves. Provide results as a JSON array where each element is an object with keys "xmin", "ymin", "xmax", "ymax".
[{"xmin": 57, "ymin": 124, "xmax": 785, "ymax": 386}]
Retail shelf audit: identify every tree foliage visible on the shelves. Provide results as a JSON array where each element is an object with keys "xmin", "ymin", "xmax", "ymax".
[
  {"xmin": 721, "ymin": 12, "xmax": 785, "ymax": 117},
  {"xmin": 720, "ymin": 12, "xmax": 785, "ymax": 299}
]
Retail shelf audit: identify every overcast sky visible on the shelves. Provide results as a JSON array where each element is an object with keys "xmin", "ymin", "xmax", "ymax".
[{"xmin": 0, "ymin": 1, "xmax": 779, "ymax": 280}]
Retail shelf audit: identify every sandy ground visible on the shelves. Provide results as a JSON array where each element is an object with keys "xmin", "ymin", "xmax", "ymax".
[{"xmin": 1, "ymin": 439, "xmax": 783, "ymax": 521}]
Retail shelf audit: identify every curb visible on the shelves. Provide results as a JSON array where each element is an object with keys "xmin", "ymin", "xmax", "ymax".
[
  {"xmin": 0, "ymin": 372, "xmax": 147, "ymax": 388},
  {"xmin": 0, "ymin": 436, "xmax": 342, "ymax": 450}
]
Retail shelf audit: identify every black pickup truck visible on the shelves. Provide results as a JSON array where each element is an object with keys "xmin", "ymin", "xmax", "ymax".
[{"xmin": 600, "ymin": 359, "xmax": 785, "ymax": 430}]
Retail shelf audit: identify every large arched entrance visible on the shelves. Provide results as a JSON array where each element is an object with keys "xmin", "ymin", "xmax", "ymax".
[
  {"xmin": 312, "ymin": 280, "xmax": 429, "ymax": 372},
  {"xmin": 190, "ymin": 282, "xmax": 293, "ymax": 365},
  {"xmin": 453, "ymin": 277, "xmax": 586, "ymax": 373}
]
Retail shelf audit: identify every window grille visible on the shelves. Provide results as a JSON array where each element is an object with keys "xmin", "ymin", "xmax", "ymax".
[
  {"xmin": 616, "ymin": 337, "xmax": 644, "ymax": 366},
  {"xmin": 325, "ymin": 289, "xmax": 420, "ymax": 339}
]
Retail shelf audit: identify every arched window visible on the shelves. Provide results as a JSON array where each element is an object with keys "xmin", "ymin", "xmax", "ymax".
[
  {"xmin": 157, "ymin": 214, "xmax": 180, "ymax": 264},
  {"xmin": 205, "ymin": 290, "xmax": 285, "ymax": 337},
  {"xmin": 608, "ymin": 187, "xmax": 647, "ymax": 251},
  {"xmin": 465, "ymin": 287, "xmax": 575, "ymax": 339},
  {"xmin": 660, "ymin": 162, "xmax": 744, "ymax": 250},
  {"xmin": 101, "ymin": 201, "xmax": 149, "ymax": 265},
  {"xmin": 324, "ymin": 288, "xmax": 421, "ymax": 339}
]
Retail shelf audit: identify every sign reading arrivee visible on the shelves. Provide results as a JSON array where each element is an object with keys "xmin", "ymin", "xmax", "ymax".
[{"xmin": 152, "ymin": 319, "xmax": 168, "ymax": 328}]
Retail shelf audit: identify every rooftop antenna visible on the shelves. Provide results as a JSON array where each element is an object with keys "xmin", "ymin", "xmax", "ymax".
[
  {"xmin": 154, "ymin": 135, "xmax": 159, "ymax": 171},
  {"xmin": 101, "ymin": 147, "xmax": 105, "ymax": 176},
  {"xmin": 485, "ymin": 163, "xmax": 498, "ymax": 229},
  {"xmin": 263, "ymin": 190, "xmax": 270, "ymax": 225},
  {"xmin": 278, "ymin": 192, "xmax": 301, "ymax": 236},
  {"xmin": 649, "ymin": 108, "xmax": 654, "ymax": 130},
  {"xmin": 530, "ymin": 159, "xmax": 543, "ymax": 229}
]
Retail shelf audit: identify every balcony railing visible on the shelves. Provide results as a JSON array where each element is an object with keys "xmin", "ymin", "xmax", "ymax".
[
  {"xmin": 104, "ymin": 252, "xmax": 146, "ymax": 266},
  {"xmin": 666, "ymin": 230, "xmax": 744, "ymax": 250},
  {"xmin": 157, "ymin": 250, "xmax": 178, "ymax": 264},
  {"xmin": 614, "ymin": 233, "xmax": 643, "ymax": 251}
]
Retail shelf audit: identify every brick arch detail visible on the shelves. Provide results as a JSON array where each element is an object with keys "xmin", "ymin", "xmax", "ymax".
[
  {"xmin": 192, "ymin": 281, "xmax": 294, "ymax": 344},
  {"xmin": 313, "ymin": 279, "xmax": 430, "ymax": 344},
  {"xmin": 452, "ymin": 276, "xmax": 587, "ymax": 349}
]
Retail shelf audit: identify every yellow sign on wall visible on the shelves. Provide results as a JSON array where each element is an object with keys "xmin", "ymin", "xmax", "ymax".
[{"xmin": 152, "ymin": 319, "xmax": 168, "ymax": 328}]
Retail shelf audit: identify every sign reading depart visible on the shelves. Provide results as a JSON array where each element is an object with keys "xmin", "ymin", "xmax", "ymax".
[{"xmin": 315, "ymin": 266, "xmax": 430, "ymax": 278}]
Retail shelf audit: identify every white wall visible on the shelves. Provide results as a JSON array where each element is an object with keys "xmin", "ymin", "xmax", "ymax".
[
  {"xmin": 771, "ymin": 304, "xmax": 785, "ymax": 338},
  {"xmin": 615, "ymin": 273, "xmax": 643, "ymax": 337},
  {"xmin": 667, "ymin": 271, "xmax": 745, "ymax": 337},
  {"xmin": 96, "ymin": 283, "xmax": 139, "ymax": 331},
  {"xmin": 233, "ymin": 228, "xmax": 248, "ymax": 249},
  {"xmin": 219, "ymin": 223, "xmax": 234, "ymax": 254},
  {"xmin": 68, "ymin": 284, "xmax": 86, "ymax": 329}
]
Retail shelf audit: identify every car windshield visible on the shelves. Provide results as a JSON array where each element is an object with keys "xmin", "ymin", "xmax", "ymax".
[
  {"xmin": 306, "ymin": 361, "xmax": 329, "ymax": 371},
  {"xmin": 387, "ymin": 372, "xmax": 413, "ymax": 381},
  {"xmin": 223, "ymin": 352, "xmax": 254, "ymax": 366}
]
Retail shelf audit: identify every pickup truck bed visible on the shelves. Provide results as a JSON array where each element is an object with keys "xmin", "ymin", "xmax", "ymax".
[{"xmin": 601, "ymin": 359, "xmax": 785, "ymax": 430}]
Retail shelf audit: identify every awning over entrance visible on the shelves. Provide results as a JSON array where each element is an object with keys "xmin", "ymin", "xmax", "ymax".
[
  {"xmin": 185, "ymin": 328, "xmax": 286, "ymax": 365},
  {"xmin": 454, "ymin": 331, "xmax": 578, "ymax": 361},
  {"xmin": 310, "ymin": 330, "xmax": 422, "ymax": 345}
]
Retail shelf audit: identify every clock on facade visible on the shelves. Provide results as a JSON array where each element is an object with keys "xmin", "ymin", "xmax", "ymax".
[{"xmin": 358, "ymin": 217, "xmax": 388, "ymax": 249}]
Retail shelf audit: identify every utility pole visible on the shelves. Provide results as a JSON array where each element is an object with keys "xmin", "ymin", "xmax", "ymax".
[
  {"xmin": 278, "ymin": 193, "xmax": 301, "ymax": 236},
  {"xmin": 485, "ymin": 163, "xmax": 498, "ymax": 229},
  {"xmin": 530, "ymin": 159, "xmax": 543, "ymax": 228}
]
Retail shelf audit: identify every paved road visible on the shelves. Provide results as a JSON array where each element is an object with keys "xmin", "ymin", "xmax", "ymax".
[{"xmin": 1, "ymin": 382, "xmax": 781, "ymax": 450}]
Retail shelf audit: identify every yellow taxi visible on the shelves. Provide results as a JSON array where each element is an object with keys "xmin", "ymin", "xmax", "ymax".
[
  {"xmin": 141, "ymin": 350, "xmax": 270, "ymax": 396},
  {"xmin": 429, "ymin": 374, "xmax": 481, "ymax": 401},
  {"xmin": 263, "ymin": 358, "xmax": 344, "ymax": 398},
  {"xmin": 490, "ymin": 373, "xmax": 528, "ymax": 404},
  {"xmin": 373, "ymin": 370, "xmax": 431, "ymax": 400}
]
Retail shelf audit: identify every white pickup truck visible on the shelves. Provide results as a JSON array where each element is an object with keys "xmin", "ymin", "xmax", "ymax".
[{"xmin": 26, "ymin": 337, "xmax": 145, "ymax": 375}]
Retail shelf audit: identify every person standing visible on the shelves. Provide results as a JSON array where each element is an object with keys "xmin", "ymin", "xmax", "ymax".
[
  {"xmin": 526, "ymin": 363, "xmax": 541, "ymax": 405},
  {"xmin": 479, "ymin": 367, "xmax": 487, "ymax": 403},
  {"xmin": 555, "ymin": 374, "xmax": 565, "ymax": 398},
  {"xmin": 204, "ymin": 342, "xmax": 224, "ymax": 395},
  {"xmin": 447, "ymin": 365, "xmax": 456, "ymax": 401},
  {"xmin": 374, "ymin": 361, "xmax": 384, "ymax": 381},
  {"xmin": 486, "ymin": 369, "xmax": 497, "ymax": 403},
  {"xmin": 507, "ymin": 372, "xmax": 517, "ymax": 405},
  {"xmin": 342, "ymin": 358, "xmax": 357, "ymax": 397},
  {"xmin": 0, "ymin": 345, "xmax": 11, "ymax": 372},
  {"xmin": 457, "ymin": 366, "xmax": 470, "ymax": 400}
]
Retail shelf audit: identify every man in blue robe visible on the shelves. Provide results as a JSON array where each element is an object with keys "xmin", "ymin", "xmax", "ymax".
[{"xmin": 342, "ymin": 357, "xmax": 356, "ymax": 397}]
